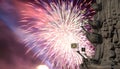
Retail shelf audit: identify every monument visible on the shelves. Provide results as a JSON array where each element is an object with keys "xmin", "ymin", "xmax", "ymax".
[{"xmin": 87, "ymin": 0, "xmax": 120, "ymax": 69}]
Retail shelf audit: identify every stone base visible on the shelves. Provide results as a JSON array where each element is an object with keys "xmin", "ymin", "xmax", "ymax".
[{"xmin": 88, "ymin": 65, "xmax": 120, "ymax": 69}]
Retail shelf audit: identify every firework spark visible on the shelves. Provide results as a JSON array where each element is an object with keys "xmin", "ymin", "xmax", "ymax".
[{"xmin": 18, "ymin": 0, "xmax": 96, "ymax": 69}]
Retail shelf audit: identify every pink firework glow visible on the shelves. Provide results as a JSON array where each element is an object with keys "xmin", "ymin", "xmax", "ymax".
[{"xmin": 18, "ymin": 0, "xmax": 96, "ymax": 69}]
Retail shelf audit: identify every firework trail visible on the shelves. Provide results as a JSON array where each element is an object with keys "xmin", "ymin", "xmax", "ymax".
[{"xmin": 17, "ymin": 0, "xmax": 96, "ymax": 69}]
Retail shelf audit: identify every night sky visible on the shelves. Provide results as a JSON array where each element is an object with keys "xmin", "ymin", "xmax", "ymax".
[{"xmin": 0, "ymin": 0, "xmax": 41, "ymax": 69}]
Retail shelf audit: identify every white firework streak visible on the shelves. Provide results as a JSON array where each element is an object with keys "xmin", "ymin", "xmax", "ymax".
[{"xmin": 19, "ymin": 0, "xmax": 95, "ymax": 69}]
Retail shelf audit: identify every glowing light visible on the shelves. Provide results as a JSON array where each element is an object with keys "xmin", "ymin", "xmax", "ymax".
[
  {"xmin": 18, "ymin": 0, "xmax": 96, "ymax": 69},
  {"xmin": 36, "ymin": 65, "xmax": 49, "ymax": 69}
]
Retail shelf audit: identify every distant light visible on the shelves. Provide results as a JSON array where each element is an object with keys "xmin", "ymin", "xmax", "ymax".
[{"xmin": 36, "ymin": 65, "xmax": 49, "ymax": 69}]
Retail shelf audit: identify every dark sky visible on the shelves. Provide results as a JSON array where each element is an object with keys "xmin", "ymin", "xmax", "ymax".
[
  {"xmin": 0, "ymin": 20, "xmax": 40, "ymax": 69},
  {"xmin": 0, "ymin": 0, "xmax": 41, "ymax": 69}
]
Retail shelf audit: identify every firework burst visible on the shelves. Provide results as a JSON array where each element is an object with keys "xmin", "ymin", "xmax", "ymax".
[{"xmin": 19, "ymin": 0, "xmax": 96, "ymax": 69}]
